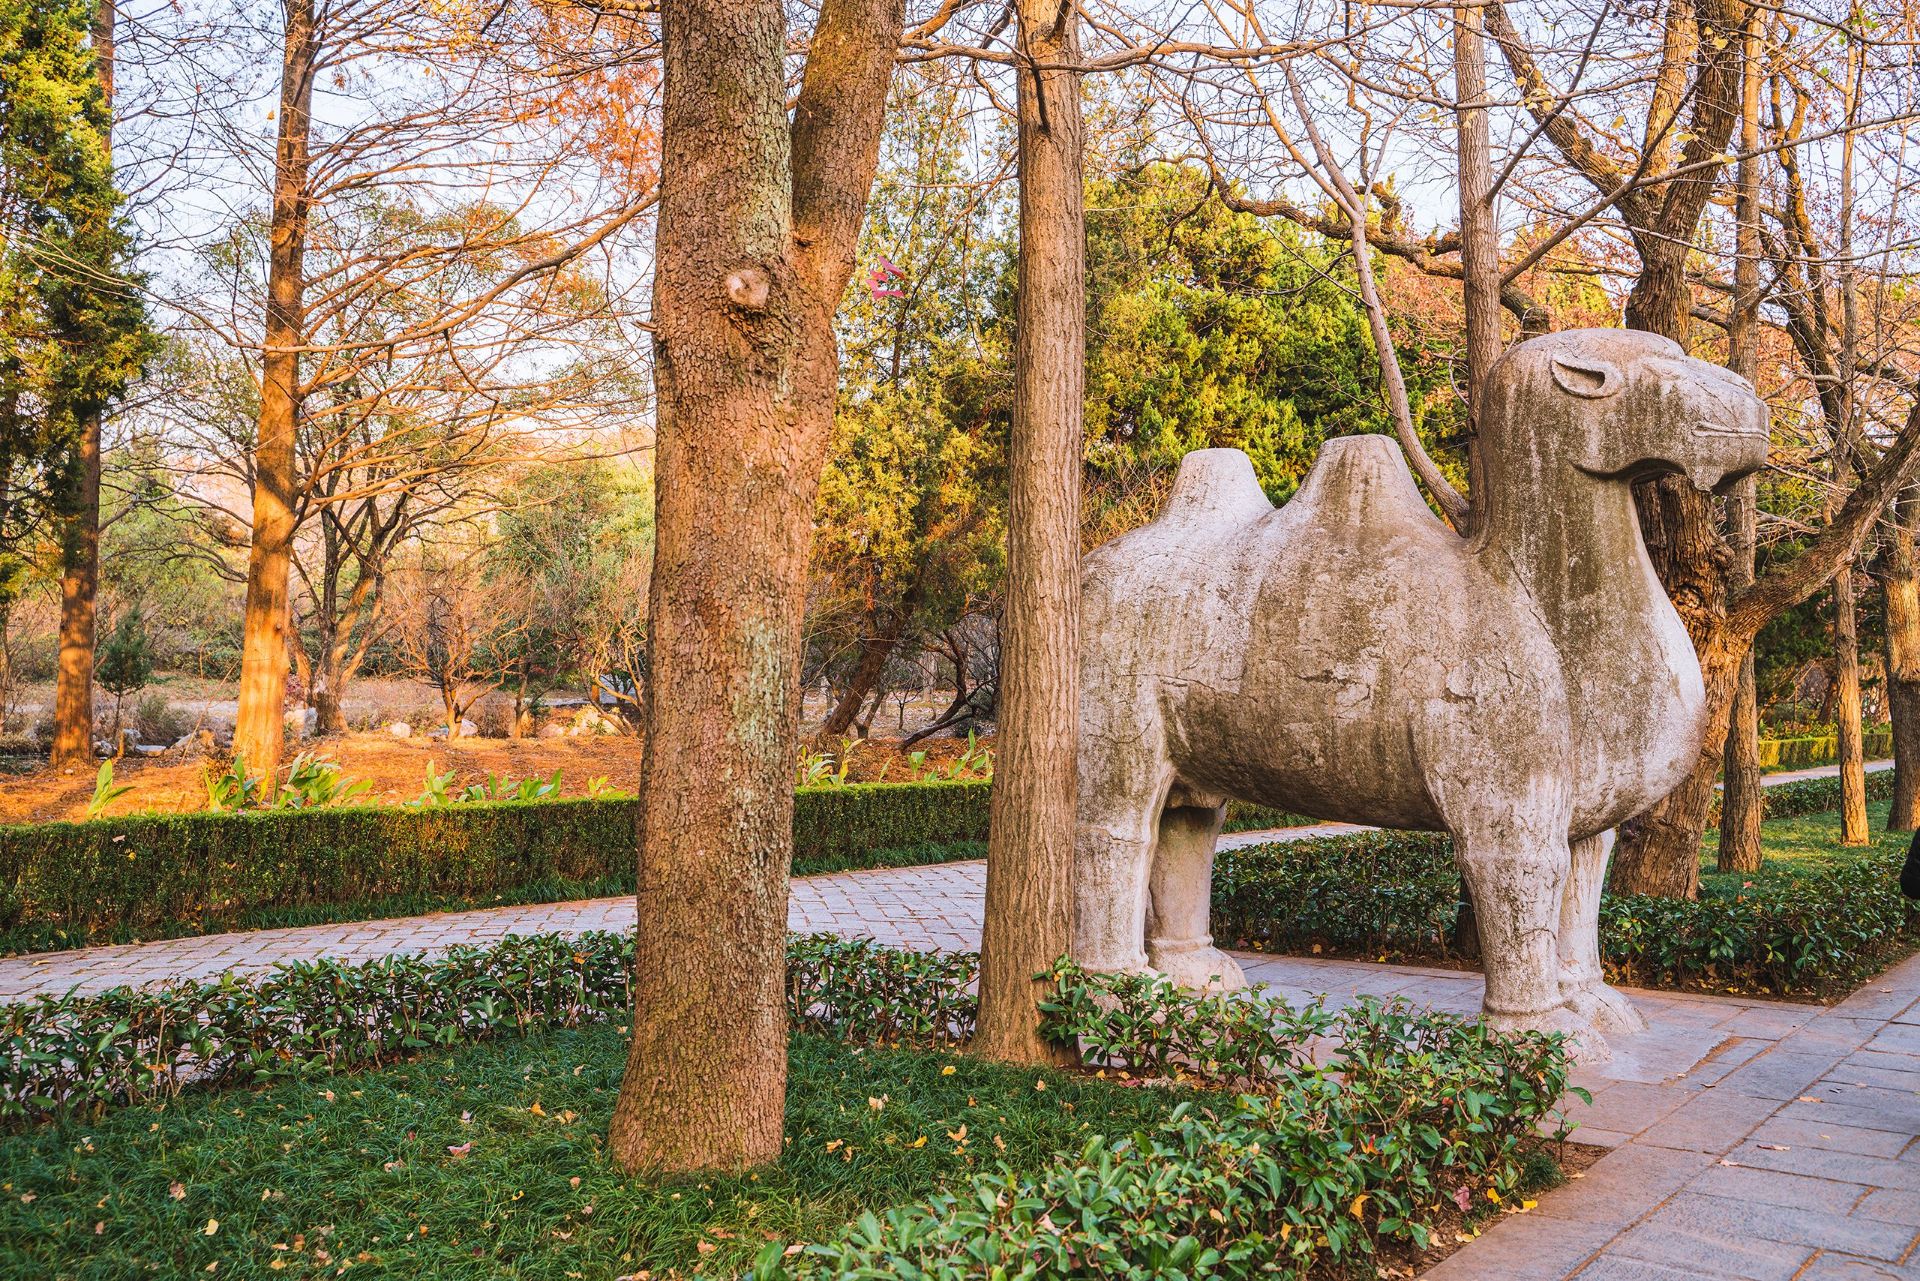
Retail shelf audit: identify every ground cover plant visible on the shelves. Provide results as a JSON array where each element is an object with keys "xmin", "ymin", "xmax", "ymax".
[
  {"xmin": 0, "ymin": 1026, "xmax": 1200, "ymax": 1280},
  {"xmin": 0, "ymin": 937, "xmax": 1576, "ymax": 1280}
]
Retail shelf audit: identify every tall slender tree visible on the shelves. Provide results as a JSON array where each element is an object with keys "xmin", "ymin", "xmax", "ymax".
[
  {"xmin": 972, "ymin": 0, "xmax": 1086, "ymax": 1066},
  {"xmin": 46, "ymin": 0, "xmax": 120, "ymax": 767},
  {"xmin": 0, "ymin": 0, "xmax": 148, "ymax": 757},
  {"xmin": 605, "ymin": 0, "xmax": 906, "ymax": 1173},
  {"xmin": 230, "ymin": 0, "xmax": 317, "ymax": 776}
]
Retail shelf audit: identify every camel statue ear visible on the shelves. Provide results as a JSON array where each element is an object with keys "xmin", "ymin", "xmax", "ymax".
[{"xmin": 1551, "ymin": 355, "xmax": 1623, "ymax": 399}]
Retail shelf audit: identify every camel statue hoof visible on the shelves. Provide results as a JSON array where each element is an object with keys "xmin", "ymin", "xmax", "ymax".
[
  {"xmin": 1146, "ymin": 940, "xmax": 1248, "ymax": 993},
  {"xmin": 1486, "ymin": 1006, "xmax": 1612, "ymax": 1064},
  {"xmin": 1564, "ymin": 981, "xmax": 1649, "ymax": 1039}
]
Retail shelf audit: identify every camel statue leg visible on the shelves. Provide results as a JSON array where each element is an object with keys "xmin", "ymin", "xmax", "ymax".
[
  {"xmin": 1559, "ymin": 830, "xmax": 1647, "ymax": 1037},
  {"xmin": 1072, "ymin": 718, "xmax": 1170, "ymax": 976},
  {"xmin": 1433, "ymin": 774, "xmax": 1603, "ymax": 1057},
  {"xmin": 1145, "ymin": 796, "xmax": 1245, "ymax": 991}
]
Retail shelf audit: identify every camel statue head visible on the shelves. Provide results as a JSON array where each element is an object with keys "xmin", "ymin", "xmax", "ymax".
[{"xmin": 1483, "ymin": 329, "xmax": 1769, "ymax": 495}]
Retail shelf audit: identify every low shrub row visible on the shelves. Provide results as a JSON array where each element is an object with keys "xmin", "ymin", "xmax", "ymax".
[
  {"xmin": 5, "ymin": 931, "xmax": 977, "ymax": 1123},
  {"xmin": 779, "ymin": 985, "xmax": 1574, "ymax": 1280},
  {"xmin": 0, "ymin": 781, "xmax": 994, "ymax": 949},
  {"xmin": 1213, "ymin": 819, "xmax": 1920, "ymax": 995},
  {"xmin": 1721, "ymin": 767, "xmax": 1894, "ymax": 824},
  {"xmin": 1760, "ymin": 727, "xmax": 1893, "ymax": 770}
]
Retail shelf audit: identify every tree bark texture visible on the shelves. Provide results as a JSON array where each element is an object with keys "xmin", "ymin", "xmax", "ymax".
[
  {"xmin": 1716, "ymin": 9, "xmax": 1765, "ymax": 874},
  {"xmin": 606, "ymin": 0, "xmax": 903, "ymax": 1174},
  {"xmin": 1833, "ymin": 564, "xmax": 1870, "ymax": 844},
  {"xmin": 1453, "ymin": 0, "xmax": 1499, "ymax": 532},
  {"xmin": 50, "ymin": 419, "xmax": 100, "ymax": 766},
  {"xmin": 972, "ymin": 0, "xmax": 1084, "ymax": 1066},
  {"xmin": 233, "ymin": 0, "xmax": 318, "ymax": 778},
  {"xmin": 49, "ymin": 0, "xmax": 117, "ymax": 768},
  {"xmin": 1885, "ymin": 491, "xmax": 1920, "ymax": 830}
]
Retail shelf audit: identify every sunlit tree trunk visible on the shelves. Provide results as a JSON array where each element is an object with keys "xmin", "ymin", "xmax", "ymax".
[
  {"xmin": 1717, "ymin": 3, "xmax": 1765, "ymax": 873},
  {"xmin": 1834, "ymin": 565, "xmax": 1870, "ymax": 844},
  {"xmin": 233, "ymin": 0, "xmax": 318, "ymax": 778},
  {"xmin": 1884, "ymin": 489, "xmax": 1920, "ymax": 830},
  {"xmin": 973, "ymin": 0, "xmax": 1084, "ymax": 1067},
  {"xmin": 49, "ymin": 0, "xmax": 117, "ymax": 769},
  {"xmin": 606, "ymin": 0, "xmax": 904, "ymax": 1173}
]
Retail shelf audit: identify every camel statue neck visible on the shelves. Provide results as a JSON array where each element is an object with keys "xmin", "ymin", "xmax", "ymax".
[
  {"xmin": 1472, "ymin": 390, "xmax": 1704, "ymax": 831},
  {"xmin": 1474, "ymin": 395, "xmax": 1676, "ymax": 651}
]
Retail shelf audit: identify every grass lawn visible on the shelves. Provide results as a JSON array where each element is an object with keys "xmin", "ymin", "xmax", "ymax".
[
  {"xmin": 1700, "ymin": 799, "xmax": 1908, "ymax": 890},
  {"xmin": 0, "ymin": 1028, "xmax": 1196, "ymax": 1280}
]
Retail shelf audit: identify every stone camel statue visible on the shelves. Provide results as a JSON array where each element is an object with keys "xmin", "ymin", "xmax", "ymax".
[{"xmin": 1073, "ymin": 329, "xmax": 1768, "ymax": 1058}]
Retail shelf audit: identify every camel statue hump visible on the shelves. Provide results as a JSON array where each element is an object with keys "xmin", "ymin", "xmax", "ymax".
[
  {"xmin": 1287, "ymin": 433, "xmax": 1442, "ymax": 535},
  {"xmin": 1160, "ymin": 448, "xmax": 1273, "ymax": 528}
]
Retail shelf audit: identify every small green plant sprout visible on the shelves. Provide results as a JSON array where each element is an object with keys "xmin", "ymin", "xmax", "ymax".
[
  {"xmin": 202, "ymin": 754, "xmax": 266, "ymax": 812},
  {"xmin": 414, "ymin": 760, "xmax": 459, "ymax": 806},
  {"xmin": 505, "ymin": 769, "xmax": 563, "ymax": 802},
  {"xmin": 85, "ymin": 760, "xmax": 133, "ymax": 819},
  {"xmin": 583, "ymin": 775, "xmax": 631, "ymax": 800},
  {"xmin": 830, "ymin": 735, "xmax": 864, "ymax": 784},
  {"xmin": 796, "ymin": 746, "xmax": 835, "ymax": 787},
  {"xmin": 274, "ymin": 753, "xmax": 372, "ymax": 809}
]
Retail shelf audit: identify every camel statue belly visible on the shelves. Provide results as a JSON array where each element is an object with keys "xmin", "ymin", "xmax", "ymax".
[{"xmin": 1071, "ymin": 328, "xmax": 1771, "ymax": 1062}]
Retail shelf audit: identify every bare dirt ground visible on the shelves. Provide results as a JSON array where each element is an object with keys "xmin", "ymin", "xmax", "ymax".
[{"xmin": 0, "ymin": 675, "xmax": 989, "ymax": 824}]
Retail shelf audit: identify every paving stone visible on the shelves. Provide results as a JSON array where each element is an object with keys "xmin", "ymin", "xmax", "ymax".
[
  {"xmin": 1858, "ymin": 1190, "xmax": 1920, "ymax": 1228},
  {"xmin": 1609, "ymin": 1221, "xmax": 1814, "ymax": 1280},
  {"xmin": 1571, "ymin": 1257, "xmax": 1705, "ymax": 1280},
  {"xmin": 1690, "ymin": 1163, "xmax": 1868, "ymax": 1213},
  {"xmin": 1635, "ymin": 1085, "xmax": 1770, "ymax": 1153},
  {"xmin": 1730, "ymin": 1140, "xmax": 1920, "ymax": 1193},
  {"xmin": 1792, "ymin": 1255, "xmax": 1920, "ymax": 1281},
  {"xmin": 1530, "ymin": 1145, "xmax": 1714, "ymax": 1225},
  {"xmin": 1748, "ymin": 1119, "xmax": 1916, "ymax": 1160},
  {"xmin": 1715, "ymin": 1050, "xmax": 1847, "ymax": 1101},
  {"xmin": 1419, "ymin": 1217, "xmax": 1613, "ymax": 1280},
  {"xmin": 1649, "ymin": 1191, "xmax": 1916, "ymax": 1262}
]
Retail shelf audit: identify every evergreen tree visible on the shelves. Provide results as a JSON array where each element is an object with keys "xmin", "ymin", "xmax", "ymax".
[
  {"xmin": 0, "ymin": 0, "xmax": 151, "ymax": 602},
  {"xmin": 94, "ymin": 602, "xmax": 150, "ymax": 743}
]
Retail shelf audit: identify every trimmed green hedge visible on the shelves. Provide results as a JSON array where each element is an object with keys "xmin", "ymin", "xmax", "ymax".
[
  {"xmin": 0, "ymin": 781, "xmax": 992, "ymax": 948},
  {"xmin": 1708, "ymin": 766, "xmax": 1893, "ymax": 827},
  {"xmin": 1214, "ymin": 802, "xmax": 1920, "ymax": 996},
  {"xmin": 1759, "ymin": 727, "xmax": 1893, "ymax": 770}
]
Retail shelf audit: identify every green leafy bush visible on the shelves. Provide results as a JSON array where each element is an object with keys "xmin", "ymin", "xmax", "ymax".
[
  {"xmin": 1716, "ymin": 767, "xmax": 1894, "ymax": 824},
  {"xmin": 780, "ymin": 996, "xmax": 1575, "ymax": 1280},
  {"xmin": 0, "ymin": 780, "xmax": 992, "ymax": 948}
]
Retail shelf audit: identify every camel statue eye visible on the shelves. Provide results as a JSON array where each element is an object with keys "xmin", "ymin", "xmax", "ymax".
[{"xmin": 1550, "ymin": 356, "xmax": 1621, "ymax": 399}]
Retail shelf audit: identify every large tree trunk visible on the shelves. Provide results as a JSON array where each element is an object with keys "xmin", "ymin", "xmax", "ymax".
[
  {"xmin": 48, "ymin": 0, "xmax": 117, "ymax": 769},
  {"xmin": 1453, "ymin": 0, "xmax": 1498, "ymax": 530},
  {"xmin": 1885, "ymin": 490, "xmax": 1920, "ymax": 830},
  {"xmin": 607, "ymin": 0, "xmax": 903, "ymax": 1174},
  {"xmin": 232, "ymin": 0, "xmax": 317, "ymax": 779},
  {"xmin": 1716, "ymin": 11, "xmax": 1765, "ymax": 874},
  {"xmin": 972, "ymin": 0, "xmax": 1084, "ymax": 1066},
  {"xmin": 50, "ymin": 419, "xmax": 100, "ymax": 767},
  {"xmin": 1833, "ymin": 564, "xmax": 1870, "ymax": 843}
]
